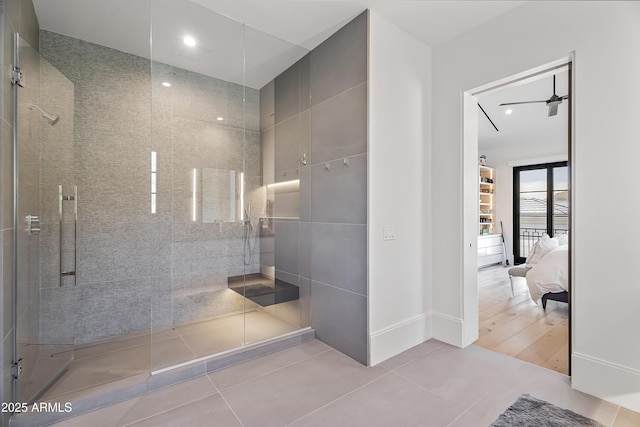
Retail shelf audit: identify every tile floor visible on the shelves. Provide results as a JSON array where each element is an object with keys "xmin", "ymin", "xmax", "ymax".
[
  {"xmin": 39, "ymin": 310, "xmax": 300, "ymax": 403},
  {"xmin": 47, "ymin": 339, "xmax": 640, "ymax": 427}
]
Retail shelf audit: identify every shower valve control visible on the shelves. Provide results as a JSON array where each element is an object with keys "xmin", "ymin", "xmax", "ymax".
[{"xmin": 25, "ymin": 215, "xmax": 41, "ymax": 235}]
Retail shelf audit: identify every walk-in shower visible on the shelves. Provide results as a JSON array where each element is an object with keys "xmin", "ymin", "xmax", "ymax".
[{"xmin": 12, "ymin": 0, "xmax": 311, "ymax": 411}]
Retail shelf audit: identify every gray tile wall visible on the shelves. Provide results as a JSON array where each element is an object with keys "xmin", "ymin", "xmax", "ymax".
[
  {"xmin": 307, "ymin": 11, "xmax": 368, "ymax": 365},
  {"xmin": 259, "ymin": 53, "xmax": 310, "ymax": 328},
  {"xmin": 261, "ymin": 11, "xmax": 368, "ymax": 364},
  {"xmin": 38, "ymin": 31, "xmax": 262, "ymax": 345}
]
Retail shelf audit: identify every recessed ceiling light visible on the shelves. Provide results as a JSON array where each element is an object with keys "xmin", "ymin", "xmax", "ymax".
[
  {"xmin": 162, "ymin": 82, "xmax": 171, "ymax": 87},
  {"xmin": 216, "ymin": 117, "xmax": 224, "ymax": 121},
  {"xmin": 183, "ymin": 36, "xmax": 196, "ymax": 47},
  {"xmin": 505, "ymin": 108, "xmax": 513, "ymax": 115}
]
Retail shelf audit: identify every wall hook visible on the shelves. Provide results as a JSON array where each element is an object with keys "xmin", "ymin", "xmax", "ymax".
[
  {"xmin": 343, "ymin": 158, "xmax": 350, "ymax": 168},
  {"xmin": 302, "ymin": 153, "xmax": 307, "ymax": 165},
  {"xmin": 324, "ymin": 163, "xmax": 330, "ymax": 172}
]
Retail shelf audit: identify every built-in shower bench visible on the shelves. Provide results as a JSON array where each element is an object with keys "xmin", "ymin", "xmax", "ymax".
[{"xmin": 228, "ymin": 273, "xmax": 299, "ymax": 307}]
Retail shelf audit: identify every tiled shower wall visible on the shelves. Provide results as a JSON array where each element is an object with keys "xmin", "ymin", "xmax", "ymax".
[
  {"xmin": 261, "ymin": 11, "xmax": 368, "ymax": 364},
  {"xmin": 39, "ymin": 30, "xmax": 261, "ymax": 344}
]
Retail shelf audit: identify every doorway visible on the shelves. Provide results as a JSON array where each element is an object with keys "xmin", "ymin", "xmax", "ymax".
[{"xmin": 463, "ymin": 59, "xmax": 573, "ymax": 375}]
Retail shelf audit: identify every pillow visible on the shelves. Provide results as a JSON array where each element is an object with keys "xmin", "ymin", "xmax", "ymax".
[
  {"xmin": 550, "ymin": 233, "xmax": 569, "ymax": 246},
  {"xmin": 556, "ymin": 233, "xmax": 569, "ymax": 246},
  {"xmin": 526, "ymin": 234, "xmax": 559, "ymax": 267}
]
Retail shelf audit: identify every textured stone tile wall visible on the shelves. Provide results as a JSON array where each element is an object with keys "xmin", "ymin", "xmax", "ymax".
[{"xmin": 39, "ymin": 30, "xmax": 261, "ymax": 344}]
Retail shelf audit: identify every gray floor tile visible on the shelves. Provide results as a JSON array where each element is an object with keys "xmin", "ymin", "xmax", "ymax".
[
  {"xmin": 48, "ymin": 399, "xmax": 139, "ymax": 427},
  {"xmin": 219, "ymin": 349, "xmax": 386, "ymax": 427},
  {"xmin": 380, "ymin": 339, "xmax": 451, "ymax": 371},
  {"xmin": 119, "ymin": 376, "xmax": 218, "ymax": 426},
  {"xmin": 150, "ymin": 336, "xmax": 197, "ymax": 371},
  {"xmin": 42, "ymin": 372, "xmax": 150, "ymax": 406},
  {"xmin": 289, "ymin": 372, "xmax": 467, "ymax": 427},
  {"xmin": 43, "ymin": 345, "xmax": 150, "ymax": 399},
  {"xmin": 446, "ymin": 409, "xmax": 489, "ymax": 427},
  {"xmin": 243, "ymin": 311, "xmax": 300, "ymax": 344},
  {"xmin": 128, "ymin": 393, "xmax": 242, "ymax": 427},
  {"xmin": 74, "ymin": 332, "xmax": 151, "ymax": 360},
  {"xmin": 613, "ymin": 407, "xmax": 640, "ymax": 427},
  {"xmin": 463, "ymin": 347, "xmax": 619, "ymax": 427},
  {"xmin": 46, "ymin": 340, "xmax": 635, "ymax": 427},
  {"xmin": 394, "ymin": 344, "xmax": 521, "ymax": 408},
  {"xmin": 208, "ymin": 339, "xmax": 331, "ymax": 391},
  {"xmin": 463, "ymin": 383, "xmax": 532, "ymax": 425}
]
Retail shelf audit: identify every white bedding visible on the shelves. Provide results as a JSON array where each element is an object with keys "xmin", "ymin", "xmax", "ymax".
[{"xmin": 525, "ymin": 245, "xmax": 568, "ymax": 302}]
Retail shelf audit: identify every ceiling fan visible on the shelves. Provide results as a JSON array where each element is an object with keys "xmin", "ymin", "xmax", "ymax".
[{"xmin": 499, "ymin": 75, "xmax": 568, "ymax": 117}]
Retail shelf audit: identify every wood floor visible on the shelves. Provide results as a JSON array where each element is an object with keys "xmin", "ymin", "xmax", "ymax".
[{"xmin": 474, "ymin": 264, "xmax": 569, "ymax": 375}]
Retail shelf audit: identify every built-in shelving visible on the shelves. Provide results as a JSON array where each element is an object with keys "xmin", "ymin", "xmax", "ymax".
[
  {"xmin": 479, "ymin": 165, "xmax": 495, "ymax": 235},
  {"xmin": 478, "ymin": 165, "xmax": 502, "ymax": 267}
]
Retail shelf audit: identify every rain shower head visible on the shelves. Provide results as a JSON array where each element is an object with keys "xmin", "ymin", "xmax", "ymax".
[{"xmin": 30, "ymin": 102, "xmax": 59, "ymax": 125}]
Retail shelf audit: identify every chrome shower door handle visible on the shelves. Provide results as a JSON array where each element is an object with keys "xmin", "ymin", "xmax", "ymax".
[{"xmin": 59, "ymin": 185, "xmax": 77, "ymax": 286}]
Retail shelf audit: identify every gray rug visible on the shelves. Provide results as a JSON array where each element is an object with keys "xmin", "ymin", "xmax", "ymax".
[{"xmin": 490, "ymin": 394, "xmax": 605, "ymax": 426}]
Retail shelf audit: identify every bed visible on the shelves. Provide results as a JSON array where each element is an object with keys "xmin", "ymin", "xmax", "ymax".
[
  {"xmin": 522, "ymin": 234, "xmax": 569, "ymax": 309},
  {"xmin": 526, "ymin": 245, "xmax": 568, "ymax": 308}
]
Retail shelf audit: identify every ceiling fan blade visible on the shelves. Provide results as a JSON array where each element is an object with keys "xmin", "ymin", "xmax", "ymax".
[
  {"xmin": 561, "ymin": 95, "xmax": 569, "ymax": 100},
  {"xmin": 548, "ymin": 103, "xmax": 559, "ymax": 116},
  {"xmin": 499, "ymin": 100, "xmax": 547, "ymax": 106},
  {"xmin": 477, "ymin": 103, "xmax": 498, "ymax": 132}
]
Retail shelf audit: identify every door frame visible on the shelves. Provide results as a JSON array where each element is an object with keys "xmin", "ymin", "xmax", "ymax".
[{"xmin": 462, "ymin": 56, "xmax": 574, "ymax": 374}]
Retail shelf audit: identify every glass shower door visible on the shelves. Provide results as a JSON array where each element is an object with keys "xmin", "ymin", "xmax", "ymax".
[{"xmin": 13, "ymin": 34, "xmax": 75, "ymax": 403}]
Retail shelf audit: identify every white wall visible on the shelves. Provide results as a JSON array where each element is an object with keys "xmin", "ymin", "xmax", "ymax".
[
  {"xmin": 368, "ymin": 11, "xmax": 432, "ymax": 365},
  {"xmin": 432, "ymin": 1, "xmax": 640, "ymax": 411}
]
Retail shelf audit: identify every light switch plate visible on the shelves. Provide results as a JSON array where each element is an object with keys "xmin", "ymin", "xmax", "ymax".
[{"xmin": 383, "ymin": 226, "xmax": 397, "ymax": 240}]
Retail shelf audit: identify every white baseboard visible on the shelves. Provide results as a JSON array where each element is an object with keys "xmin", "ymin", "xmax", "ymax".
[
  {"xmin": 369, "ymin": 313, "xmax": 432, "ymax": 366},
  {"xmin": 572, "ymin": 352, "xmax": 640, "ymax": 412},
  {"xmin": 431, "ymin": 311, "xmax": 463, "ymax": 347}
]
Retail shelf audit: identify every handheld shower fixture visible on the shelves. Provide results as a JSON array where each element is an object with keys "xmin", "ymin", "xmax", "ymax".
[
  {"xmin": 243, "ymin": 202, "xmax": 253, "ymax": 265},
  {"xmin": 30, "ymin": 102, "xmax": 59, "ymax": 125},
  {"xmin": 244, "ymin": 203, "xmax": 253, "ymax": 230}
]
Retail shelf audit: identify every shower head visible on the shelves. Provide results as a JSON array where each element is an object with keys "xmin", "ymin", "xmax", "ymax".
[{"xmin": 30, "ymin": 102, "xmax": 59, "ymax": 125}]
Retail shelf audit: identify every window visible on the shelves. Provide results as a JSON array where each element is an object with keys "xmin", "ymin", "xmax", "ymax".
[{"xmin": 513, "ymin": 162, "xmax": 568, "ymax": 264}]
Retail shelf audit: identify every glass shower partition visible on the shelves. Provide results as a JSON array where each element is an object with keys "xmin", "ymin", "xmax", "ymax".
[
  {"xmin": 149, "ymin": 0, "xmax": 250, "ymax": 371},
  {"xmin": 13, "ymin": 2, "xmax": 315, "ymax": 406},
  {"xmin": 13, "ymin": 34, "xmax": 75, "ymax": 403},
  {"xmin": 149, "ymin": 0, "xmax": 311, "ymax": 373}
]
